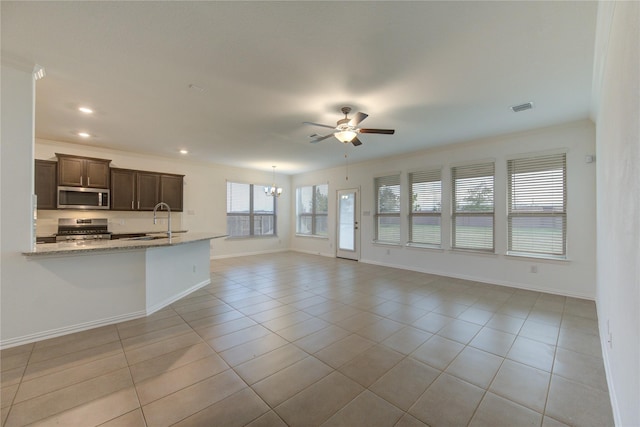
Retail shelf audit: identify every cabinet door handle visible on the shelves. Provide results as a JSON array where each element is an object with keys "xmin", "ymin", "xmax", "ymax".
[
  {"xmin": 87, "ymin": 176, "xmax": 90, "ymax": 186},
  {"xmin": 80, "ymin": 176, "xmax": 83, "ymax": 186},
  {"xmin": 131, "ymin": 201, "xmax": 134, "ymax": 210},
  {"xmin": 138, "ymin": 201, "xmax": 140, "ymax": 209}
]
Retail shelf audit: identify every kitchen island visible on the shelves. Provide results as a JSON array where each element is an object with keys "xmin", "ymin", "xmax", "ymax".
[
  {"xmin": 8, "ymin": 232, "xmax": 226, "ymax": 348},
  {"xmin": 25, "ymin": 231, "xmax": 225, "ymax": 256}
]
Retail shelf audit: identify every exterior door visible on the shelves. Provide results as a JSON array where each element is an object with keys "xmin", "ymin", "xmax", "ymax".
[{"xmin": 336, "ymin": 188, "xmax": 360, "ymax": 260}]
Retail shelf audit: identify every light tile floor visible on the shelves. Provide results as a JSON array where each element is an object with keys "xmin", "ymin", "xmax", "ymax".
[{"xmin": 1, "ymin": 252, "xmax": 614, "ymax": 426}]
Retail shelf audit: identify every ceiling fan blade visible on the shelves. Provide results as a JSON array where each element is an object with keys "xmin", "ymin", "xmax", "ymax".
[
  {"xmin": 348, "ymin": 112, "xmax": 368, "ymax": 126},
  {"xmin": 351, "ymin": 136, "xmax": 363, "ymax": 146},
  {"xmin": 310, "ymin": 133, "xmax": 335, "ymax": 143},
  {"xmin": 358, "ymin": 128, "xmax": 395, "ymax": 135},
  {"xmin": 303, "ymin": 121, "xmax": 336, "ymax": 130}
]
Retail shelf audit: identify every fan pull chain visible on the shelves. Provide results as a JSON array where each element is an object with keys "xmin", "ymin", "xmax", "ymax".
[{"xmin": 345, "ymin": 153, "xmax": 349, "ymax": 181}]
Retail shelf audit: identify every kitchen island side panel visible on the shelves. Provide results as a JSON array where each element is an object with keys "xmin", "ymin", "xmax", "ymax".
[
  {"xmin": 145, "ymin": 239, "xmax": 211, "ymax": 313},
  {"xmin": 2, "ymin": 250, "xmax": 147, "ymax": 347}
]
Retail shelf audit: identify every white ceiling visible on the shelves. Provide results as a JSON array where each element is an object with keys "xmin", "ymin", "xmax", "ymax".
[{"xmin": 2, "ymin": 1, "xmax": 597, "ymax": 174}]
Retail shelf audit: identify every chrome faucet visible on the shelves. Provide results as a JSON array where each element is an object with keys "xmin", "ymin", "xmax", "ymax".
[{"xmin": 153, "ymin": 202, "xmax": 172, "ymax": 239}]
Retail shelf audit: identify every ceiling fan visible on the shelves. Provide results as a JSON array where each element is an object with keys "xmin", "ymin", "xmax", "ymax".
[{"xmin": 304, "ymin": 107, "xmax": 395, "ymax": 146}]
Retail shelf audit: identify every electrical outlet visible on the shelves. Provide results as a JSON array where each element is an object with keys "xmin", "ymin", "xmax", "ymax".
[
  {"xmin": 192, "ymin": 265, "xmax": 196, "ymax": 273},
  {"xmin": 530, "ymin": 265, "xmax": 538, "ymax": 273},
  {"xmin": 386, "ymin": 249, "xmax": 390, "ymax": 255}
]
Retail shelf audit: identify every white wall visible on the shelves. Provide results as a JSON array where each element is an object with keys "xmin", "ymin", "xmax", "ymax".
[
  {"xmin": 593, "ymin": 1, "xmax": 640, "ymax": 425},
  {"xmin": 1, "ymin": 75, "xmax": 291, "ymax": 346},
  {"xmin": 292, "ymin": 120, "xmax": 597, "ymax": 299},
  {"xmin": 1, "ymin": 64, "xmax": 38, "ymax": 345},
  {"xmin": 145, "ymin": 240, "xmax": 210, "ymax": 312},
  {"xmin": 35, "ymin": 138, "xmax": 291, "ymax": 257}
]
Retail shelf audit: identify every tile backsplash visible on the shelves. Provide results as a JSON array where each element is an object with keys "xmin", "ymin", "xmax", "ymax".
[{"xmin": 36, "ymin": 210, "xmax": 185, "ymax": 236}]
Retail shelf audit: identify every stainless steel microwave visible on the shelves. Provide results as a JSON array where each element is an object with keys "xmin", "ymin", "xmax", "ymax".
[{"xmin": 57, "ymin": 186, "xmax": 110, "ymax": 210}]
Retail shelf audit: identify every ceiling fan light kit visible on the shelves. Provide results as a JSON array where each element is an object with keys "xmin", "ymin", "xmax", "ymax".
[
  {"xmin": 335, "ymin": 130, "xmax": 358, "ymax": 143},
  {"xmin": 304, "ymin": 106, "xmax": 395, "ymax": 147}
]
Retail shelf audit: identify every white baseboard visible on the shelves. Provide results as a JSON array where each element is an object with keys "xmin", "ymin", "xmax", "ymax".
[
  {"xmin": 146, "ymin": 278, "xmax": 211, "ymax": 315},
  {"xmin": 598, "ymin": 310, "xmax": 622, "ymax": 426},
  {"xmin": 211, "ymin": 248, "xmax": 288, "ymax": 260},
  {"xmin": 0, "ymin": 310, "xmax": 146, "ymax": 350},
  {"xmin": 291, "ymin": 248, "xmax": 335, "ymax": 258},
  {"xmin": 360, "ymin": 258, "xmax": 595, "ymax": 301},
  {"xmin": 0, "ymin": 279, "xmax": 212, "ymax": 350}
]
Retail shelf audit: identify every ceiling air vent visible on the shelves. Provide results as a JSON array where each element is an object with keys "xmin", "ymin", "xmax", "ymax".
[{"xmin": 511, "ymin": 102, "xmax": 534, "ymax": 113}]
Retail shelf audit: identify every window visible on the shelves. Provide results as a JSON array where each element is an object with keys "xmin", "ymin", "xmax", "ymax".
[
  {"xmin": 507, "ymin": 153, "xmax": 566, "ymax": 257},
  {"xmin": 451, "ymin": 162, "xmax": 495, "ymax": 251},
  {"xmin": 226, "ymin": 181, "xmax": 276, "ymax": 237},
  {"xmin": 374, "ymin": 174, "xmax": 401, "ymax": 244},
  {"xmin": 296, "ymin": 184, "xmax": 328, "ymax": 236},
  {"xmin": 409, "ymin": 169, "xmax": 442, "ymax": 246}
]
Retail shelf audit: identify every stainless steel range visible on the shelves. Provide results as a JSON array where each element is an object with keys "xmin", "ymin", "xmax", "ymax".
[{"xmin": 56, "ymin": 218, "xmax": 111, "ymax": 242}]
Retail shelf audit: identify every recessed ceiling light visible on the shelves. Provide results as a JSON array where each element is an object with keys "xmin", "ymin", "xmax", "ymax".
[
  {"xmin": 78, "ymin": 107, "xmax": 93, "ymax": 114},
  {"xmin": 78, "ymin": 132, "xmax": 91, "ymax": 138},
  {"xmin": 179, "ymin": 149, "xmax": 189, "ymax": 154}
]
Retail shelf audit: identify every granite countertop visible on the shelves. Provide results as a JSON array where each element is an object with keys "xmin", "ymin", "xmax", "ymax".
[
  {"xmin": 24, "ymin": 232, "xmax": 227, "ymax": 256},
  {"xmin": 36, "ymin": 230, "xmax": 190, "ymax": 238},
  {"xmin": 110, "ymin": 230, "xmax": 189, "ymax": 237}
]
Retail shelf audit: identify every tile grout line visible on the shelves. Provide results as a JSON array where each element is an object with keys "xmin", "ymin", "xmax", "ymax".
[
  {"xmin": 116, "ymin": 317, "xmax": 148, "ymax": 427},
  {"xmin": 1, "ymin": 343, "xmax": 35, "ymax": 427}
]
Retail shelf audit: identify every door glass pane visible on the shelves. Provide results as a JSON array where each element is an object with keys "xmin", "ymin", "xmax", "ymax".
[{"xmin": 339, "ymin": 193, "xmax": 355, "ymax": 251}]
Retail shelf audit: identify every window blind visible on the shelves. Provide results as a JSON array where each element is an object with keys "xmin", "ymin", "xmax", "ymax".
[
  {"xmin": 374, "ymin": 174, "xmax": 401, "ymax": 243},
  {"xmin": 507, "ymin": 153, "xmax": 566, "ymax": 256},
  {"xmin": 408, "ymin": 169, "xmax": 442, "ymax": 245},
  {"xmin": 296, "ymin": 184, "xmax": 328, "ymax": 236},
  {"xmin": 451, "ymin": 162, "xmax": 494, "ymax": 251},
  {"xmin": 227, "ymin": 181, "xmax": 276, "ymax": 237}
]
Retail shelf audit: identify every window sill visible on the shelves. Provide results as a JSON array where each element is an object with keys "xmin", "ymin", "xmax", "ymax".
[
  {"xmin": 295, "ymin": 234, "xmax": 329, "ymax": 240},
  {"xmin": 505, "ymin": 252, "xmax": 570, "ymax": 263},
  {"xmin": 406, "ymin": 243, "xmax": 444, "ymax": 252},
  {"xmin": 449, "ymin": 248, "xmax": 498, "ymax": 258},
  {"xmin": 372, "ymin": 241, "xmax": 402, "ymax": 247},
  {"xmin": 225, "ymin": 235, "xmax": 278, "ymax": 241}
]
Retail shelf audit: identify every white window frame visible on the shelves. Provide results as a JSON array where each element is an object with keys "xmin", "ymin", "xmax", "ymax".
[
  {"xmin": 507, "ymin": 153, "xmax": 567, "ymax": 258},
  {"xmin": 374, "ymin": 173, "xmax": 401, "ymax": 244},
  {"xmin": 451, "ymin": 162, "xmax": 495, "ymax": 252},
  {"xmin": 296, "ymin": 184, "xmax": 329, "ymax": 237},
  {"xmin": 226, "ymin": 181, "xmax": 276, "ymax": 238},
  {"xmin": 408, "ymin": 169, "xmax": 442, "ymax": 247}
]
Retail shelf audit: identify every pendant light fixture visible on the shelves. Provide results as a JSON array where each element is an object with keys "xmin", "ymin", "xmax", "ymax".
[{"xmin": 264, "ymin": 166, "xmax": 283, "ymax": 197}]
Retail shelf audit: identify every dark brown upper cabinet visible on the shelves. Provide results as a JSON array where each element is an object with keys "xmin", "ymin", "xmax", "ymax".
[
  {"xmin": 110, "ymin": 168, "xmax": 183, "ymax": 212},
  {"xmin": 56, "ymin": 153, "xmax": 111, "ymax": 188},
  {"xmin": 34, "ymin": 160, "xmax": 57, "ymax": 209},
  {"xmin": 159, "ymin": 174, "xmax": 184, "ymax": 212}
]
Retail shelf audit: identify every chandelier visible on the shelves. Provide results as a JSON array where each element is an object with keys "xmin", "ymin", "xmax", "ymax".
[{"xmin": 264, "ymin": 166, "xmax": 283, "ymax": 197}]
